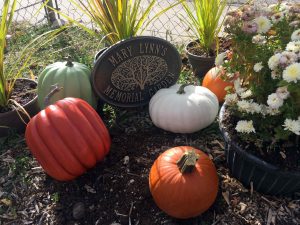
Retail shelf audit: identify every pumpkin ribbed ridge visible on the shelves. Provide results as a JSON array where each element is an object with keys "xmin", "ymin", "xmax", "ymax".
[
  {"xmin": 56, "ymin": 98, "xmax": 107, "ymax": 161},
  {"xmin": 25, "ymin": 98, "xmax": 111, "ymax": 181},
  {"xmin": 27, "ymin": 119, "xmax": 76, "ymax": 181},
  {"xmin": 72, "ymin": 99, "xmax": 111, "ymax": 156},
  {"xmin": 37, "ymin": 112, "xmax": 86, "ymax": 176},
  {"xmin": 46, "ymin": 104, "xmax": 97, "ymax": 168}
]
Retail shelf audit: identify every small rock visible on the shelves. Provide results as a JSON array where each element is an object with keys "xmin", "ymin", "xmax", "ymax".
[
  {"xmin": 72, "ymin": 202, "xmax": 85, "ymax": 220},
  {"xmin": 129, "ymin": 179, "xmax": 135, "ymax": 184},
  {"xmin": 123, "ymin": 156, "xmax": 130, "ymax": 165}
]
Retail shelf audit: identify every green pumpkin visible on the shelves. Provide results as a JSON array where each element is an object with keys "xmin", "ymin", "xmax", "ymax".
[{"xmin": 38, "ymin": 61, "xmax": 97, "ymax": 109}]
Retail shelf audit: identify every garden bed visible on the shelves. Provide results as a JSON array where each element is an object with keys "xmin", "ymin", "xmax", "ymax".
[
  {"xmin": 1, "ymin": 117, "xmax": 300, "ymax": 225},
  {"xmin": 0, "ymin": 24, "xmax": 299, "ymax": 225}
]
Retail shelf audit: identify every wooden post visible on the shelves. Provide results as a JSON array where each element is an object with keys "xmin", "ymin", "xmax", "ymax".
[{"xmin": 43, "ymin": 0, "xmax": 57, "ymax": 25}]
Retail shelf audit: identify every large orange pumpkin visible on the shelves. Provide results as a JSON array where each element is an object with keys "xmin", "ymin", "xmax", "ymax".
[
  {"xmin": 202, "ymin": 67, "xmax": 234, "ymax": 102},
  {"xmin": 149, "ymin": 146, "xmax": 218, "ymax": 219},
  {"xmin": 25, "ymin": 97, "xmax": 111, "ymax": 181}
]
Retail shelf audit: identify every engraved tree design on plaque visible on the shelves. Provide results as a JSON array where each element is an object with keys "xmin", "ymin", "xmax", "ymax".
[{"xmin": 111, "ymin": 56, "xmax": 168, "ymax": 91}]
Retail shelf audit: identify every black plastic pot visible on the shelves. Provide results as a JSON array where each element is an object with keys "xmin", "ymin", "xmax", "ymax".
[
  {"xmin": 92, "ymin": 47, "xmax": 109, "ymax": 115},
  {"xmin": 186, "ymin": 41, "xmax": 215, "ymax": 78},
  {"xmin": 219, "ymin": 104, "xmax": 300, "ymax": 196},
  {"xmin": 94, "ymin": 47, "xmax": 108, "ymax": 65},
  {"xmin": 0, "ymin": 78, "xmax": 40, "ymax": 137}
]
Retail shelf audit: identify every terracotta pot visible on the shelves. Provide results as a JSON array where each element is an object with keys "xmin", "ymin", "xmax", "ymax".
[
  {"xmin": 186, "ymin": 40, "xmax": 215, "ymax": 78},
  {"xmin": 219, "ymin": 104, "xmax": 300, "ymax": 196},
  {"xmin": 0, "ymin": 78, "xmax": 40, "ymax": 137}
]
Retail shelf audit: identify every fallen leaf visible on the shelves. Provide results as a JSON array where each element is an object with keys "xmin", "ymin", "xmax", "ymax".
[
  {"xmin": 84, "ymin": 184, "xmax": 96, "ymax": 194},
  {"xmin": 288, "ymin": 202, "xmax": 298, "ymax": 209},
  {"xmin": 0, "ymin": 198, "xmax": 12, "ymax": 206},
  {"xmin": 239, "ymin": 202, "xmax": 247, "ymax": 214},
  {"xmin": 222, "ymin": 191, "xmax": 230, "ymax": 205},
  {"xmin": 266, "ymin": 208, "xmax": 276, "ymax": 225},
  {"xmin": 279, "ymin": 151, "xmax": 286, "ymax": 159}
]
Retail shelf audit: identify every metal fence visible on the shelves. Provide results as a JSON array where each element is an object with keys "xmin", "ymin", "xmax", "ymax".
[{"xmin": 7, "ymin": 0, "xmax": 248, "ymax": 43}]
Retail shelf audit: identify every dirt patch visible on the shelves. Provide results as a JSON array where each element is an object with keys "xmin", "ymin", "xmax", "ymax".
[
  {"xmin": 186, "ymin": 38, "xmax": 231, "ymax": 58},
  {"xmin": 0, "ymin": 109, "xmax": 299, "ymax": 225},
  {"xmin": 0, "ymin": 79, "xmax": 37, "ymax": 113}
]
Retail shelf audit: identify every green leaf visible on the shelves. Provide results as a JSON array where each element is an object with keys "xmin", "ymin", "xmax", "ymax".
[
  {"xmin": 0, "ymin": 2, "xmax": 67, "ymax": 108},
  {"xmin": 179, "ymin": 0, "xmax": 228, "ymax": 53}
]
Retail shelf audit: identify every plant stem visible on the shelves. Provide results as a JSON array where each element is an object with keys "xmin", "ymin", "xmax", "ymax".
[
  {"xmin": 65, "ymin": 56, "xmax": 73, "ymax": 67},
  {"xmin": 176, "ymin": 150, "xmax": 200, "ymax": 174},
  {"xmin": 44, "ymin": 84, "xmax": 63, "ymax": 107},
  {"xmin": 177, "ymin": 84, "xmax": 190, "ymax": 94}
]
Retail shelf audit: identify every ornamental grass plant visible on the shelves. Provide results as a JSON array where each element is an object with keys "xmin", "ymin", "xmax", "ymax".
[
  {"xmin": 219, "ymin": 1, "xmax": 300, "ymax": 151},
  {"xmin": 47, "ymin": 0, "xmax": 179, "ymax": 46},
  {"xmin": 180, "ymin": 0, "xmax": 227, "ymax": 56},
  {"xmin": 0, "ymin": 0, "xmax": 66, "ymax": 110}
]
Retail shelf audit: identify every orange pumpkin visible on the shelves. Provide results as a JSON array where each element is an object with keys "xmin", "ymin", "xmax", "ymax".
[
  {"xmin": 149, "ymin": 146, "xmax": 218, "ymax": 219},
  {"xmin": 25, "ymin": 97, "xmax": 111, "ymax": 181},
  {"xmin": 202, "ymin": 67, "xmax": 234, "ymax": 102}
]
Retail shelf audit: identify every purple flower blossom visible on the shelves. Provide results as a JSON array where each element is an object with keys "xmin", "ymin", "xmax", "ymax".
[{"xmin": 242, "ymin": 22, "xmax": 258, "ymax": 34}]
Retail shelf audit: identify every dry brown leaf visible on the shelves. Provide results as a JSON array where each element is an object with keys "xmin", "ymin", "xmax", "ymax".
[
  {"xmin": 279, "ymin": 151, "xmax": 286, "ymax": 159},
  {"xmin": 266, "ymin": 208, "xmax": 272, "ymax": 225},
  {"xmin": 222, "ymin": 191, "xmax": 230, "ymax": 206},
  {"xmin": 211, "ymin": 140, "xmax": 225, "ymax": 149},
  {"xmin": 239, "ymin": 202, "xmax": 247, "ymax": 214},
  {"xmin": 288, "ymin": 202, "xmax": 298, "ymax": 209},
  {"xmin": 84, "ymin": 184, "xmax": 96, "ymax": 194},
  {"xmin": 0, "ymin": 198, "xmax": 12, "ymax": 206}
]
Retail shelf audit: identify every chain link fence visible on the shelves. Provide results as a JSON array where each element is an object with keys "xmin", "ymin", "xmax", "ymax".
[
  {"xmin": 6, "ymin": 0, "xmax": 249, "ymax": 43},
  {"xmin": 0, "ymin": 0, "xmax": 47, "ymax": 25}
]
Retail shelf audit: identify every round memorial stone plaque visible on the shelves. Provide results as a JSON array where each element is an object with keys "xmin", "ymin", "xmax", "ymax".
[{"xmin": 92, "ymin": 36, "xmax": 181, "ymax": 108}]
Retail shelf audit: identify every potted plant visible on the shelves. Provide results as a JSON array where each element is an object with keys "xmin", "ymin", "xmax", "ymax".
[
  {"xmin": 0, "ymin": 0, "xmax": 65, "ymax": 137},
  {"xmin": 218, "ymin": 1, "xmax": 300, "ymax": 195},
  {"xmin": 49, "ymin": 0, "xmax": 179, "ymax": 62},
  {"xmin": 180, "ymin": 0, "xmax": 228, "ymax": 78}
]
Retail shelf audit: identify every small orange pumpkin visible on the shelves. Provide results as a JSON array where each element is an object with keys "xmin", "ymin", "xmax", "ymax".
[
  {"xmin": 149, "ymin": 146, "xmax": 218, "ymax": 219},
  {"xmin": 202, "ymin": 67, "xmax": 234, "ymax": 102}
]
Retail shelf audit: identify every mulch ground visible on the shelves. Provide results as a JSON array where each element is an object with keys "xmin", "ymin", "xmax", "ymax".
[{"xmin": 0, "ymin": 108, "xmax": 300, "ymax": 225}]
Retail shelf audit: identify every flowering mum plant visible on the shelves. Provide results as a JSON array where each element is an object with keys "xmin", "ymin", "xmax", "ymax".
[{"xmin": 218, "ymin": 1, "xmax": 300, "ymax": 147}]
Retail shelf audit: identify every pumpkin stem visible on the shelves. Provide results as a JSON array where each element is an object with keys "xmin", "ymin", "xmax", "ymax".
[
  {"xmin": 177, "ymin": 84, "xmax": 190, "ymax": 94},
  {"xmin": 66, "ymin": 56, "xmax": 73, "ymax": 67},
  {"xmin": 176, "ymin": 150, "xmax": 200, "ymax": 174},
  {"xmin": 44, "ymin": 84, "xmax": 63, "ymax": 107}
]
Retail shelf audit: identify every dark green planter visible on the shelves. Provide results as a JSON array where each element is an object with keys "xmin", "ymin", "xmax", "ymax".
[
  {"xmin": 0, "ymin": 78, "xmax": 40, "ymax": 137},
  {"xmin": 219, "ymin": 104, "xmax": 300, "ymax": 196},
  {"xmin": 94, "ymin": 47, "xmax": 108, "ymax": 65},
  {"xmin": 186, "ymin": 41, "xmax": 215, "ymax": 78}
]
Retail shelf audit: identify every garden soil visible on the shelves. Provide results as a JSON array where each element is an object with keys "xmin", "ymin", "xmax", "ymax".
[
  {"xmin": 0, "ymin": 79, "xmax": 37, "ymax": 113},
  {"xmin": 221, "ymin": 106, "xmax": 300, "ymax": 172},
  {"xmin": 0, "ymin": 108, "xmax": 299, "ymax": 225}
]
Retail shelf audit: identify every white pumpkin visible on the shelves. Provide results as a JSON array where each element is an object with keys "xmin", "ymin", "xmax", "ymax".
[{"xmin": 149, "ymin": 84, "xmax": 219, "ymax": 133}]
